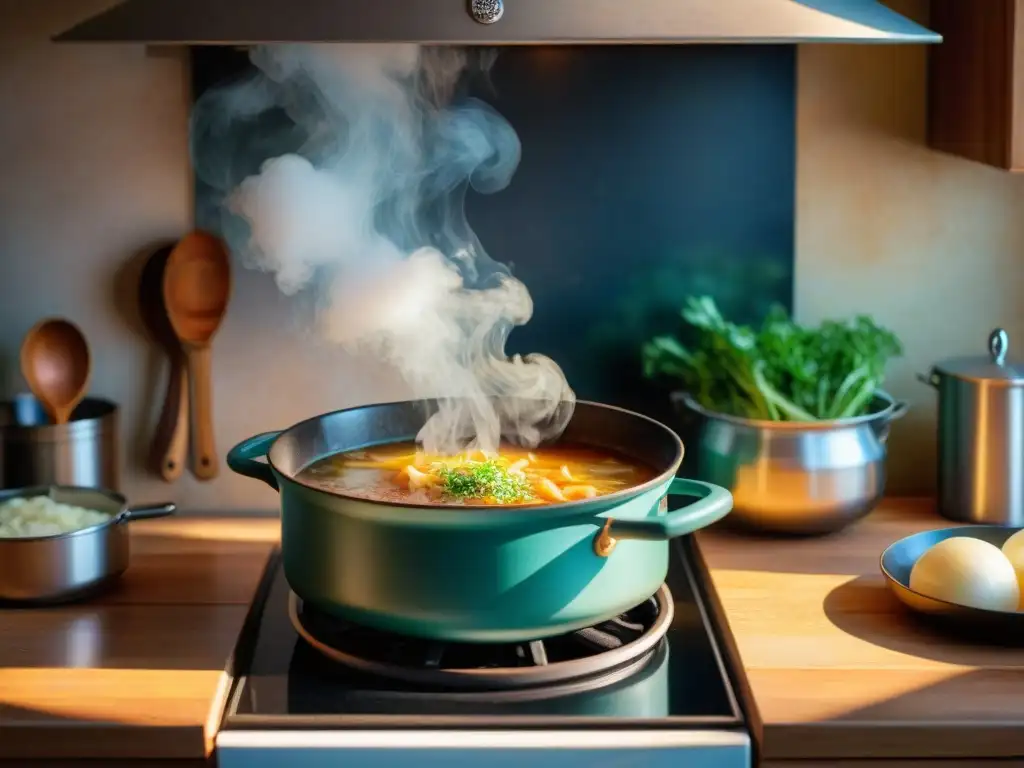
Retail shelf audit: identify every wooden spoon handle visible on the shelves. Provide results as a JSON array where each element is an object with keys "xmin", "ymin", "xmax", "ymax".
[
  {"xmin": 158, "ymin": 360, "xmax": 190, "ymax": 482},
  {"xmin": 186, "ymin": 344, "xmax": 219, "ymax": 481}
]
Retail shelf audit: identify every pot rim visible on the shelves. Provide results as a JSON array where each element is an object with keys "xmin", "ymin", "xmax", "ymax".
[
  {"xmin": 0, "ymin": 394, "xmax": 119, "ymax": 439},
  {"xmin": 0, "ymin": 484, "xmax": 129, "ymax": 544},
  {"xmin": 927, "ymin": 365, "xmax": 1024, "ymax": 387},
  {"xmin": 673, "ymin": 389, "xmax": 906, "ymax": 431},
  {"xmin": 267, "ymin": 399, "xmax": 685, "ymax": 515}
]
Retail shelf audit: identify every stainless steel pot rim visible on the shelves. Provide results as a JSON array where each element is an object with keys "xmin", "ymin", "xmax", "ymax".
[
  {"xmin": 0, "ymin": 484, "xmax": 130, "ymax": 544},
  {"xmin": 879, "ymin": 528, "xmax": 1024, "ymax": 617},
  {"xmin": 0, "ymin": 395, "xmax": 118, "ymax": 438},
  {"xmin": 930, "ymin": 365, "xmax": 1024, "ymax": 386},
  {"xmin": 929, "ymin": 328, "xmax": 1024, "ymax": 385},
  {"xmin": 268, "ymin": 399, "xmax": 685, "ymax": 514},
  {"xmin": 674, "ymin": 389, "xmax": 906, "ymax": 431}
]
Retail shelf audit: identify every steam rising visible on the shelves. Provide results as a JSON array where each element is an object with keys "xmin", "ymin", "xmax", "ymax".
[{"xmin": 190, "ymin": 44, "xmax": 574, "ymax": 454}]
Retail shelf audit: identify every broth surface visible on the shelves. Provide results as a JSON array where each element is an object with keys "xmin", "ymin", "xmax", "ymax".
[{"xmin": 297, "ymin": 442, "xmax": 658, "ymax": 506}]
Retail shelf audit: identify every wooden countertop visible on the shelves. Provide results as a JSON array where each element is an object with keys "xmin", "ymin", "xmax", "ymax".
[
  {"xmin": 0, "ymin": 515, "xmax": 278, "ymax": 764},
  {"xmin": 6, "ymin": 501, "xmax": 1021, "ymax": 765},
  {"xmin": 696, "ymin": 498, "xmax": 1024, "ymax": 764}
]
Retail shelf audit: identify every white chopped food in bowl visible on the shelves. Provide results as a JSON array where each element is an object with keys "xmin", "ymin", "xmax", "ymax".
[{"xmin": 0, "ymin": 496, "xmax": 111, "ymax": 538}]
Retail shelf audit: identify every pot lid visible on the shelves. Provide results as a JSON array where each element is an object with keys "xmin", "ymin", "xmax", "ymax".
[{"xmin": 934, "ymin": 328, "xmax": 1024, "ymax": 384}]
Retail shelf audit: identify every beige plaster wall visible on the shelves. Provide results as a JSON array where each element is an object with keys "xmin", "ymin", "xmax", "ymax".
[{"xmin": 1, "ymin": 0, "xmax": 1019, "ymax": 509}]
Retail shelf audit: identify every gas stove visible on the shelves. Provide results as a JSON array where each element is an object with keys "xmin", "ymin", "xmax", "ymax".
[{"xmin": 217, "ymin": 537, "xmax": 753, "ymax": 767}]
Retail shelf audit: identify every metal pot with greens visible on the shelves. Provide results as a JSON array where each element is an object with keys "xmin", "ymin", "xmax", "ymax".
[{"xmin": 643, "ymin": 297, "xmax": 906, "ymax": 535}]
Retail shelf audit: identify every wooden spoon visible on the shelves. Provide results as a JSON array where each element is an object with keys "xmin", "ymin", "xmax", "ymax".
[
  {"xmin": 163, "ymin": 231, "xmax": 232, "ymax": 481},
  {"xmin": 20, "ymin": 318, "xmax": 92, "ymax": 425},
  {"xmin": 139, "ymin": 244, "xmax": 189, "ymax": 482}
]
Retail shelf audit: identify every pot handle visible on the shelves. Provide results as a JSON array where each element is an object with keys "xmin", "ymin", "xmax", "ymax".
[
  {"xmin": 874, "ymin": 400, "xmax": 910, "ymax": 444},
  {"xmin": 227, "ymin": 432, "xmax": 282, "ymax": 490},
  {"xmin": 669, "ymin": 391, "xmax": 701, "ymax": 421},
  {"xmin": 116, "ymin": 502, "xmax": 176, "ymax": 523},
  {"xmin": 599, "ymin": 478, "xmax": 733, "ymax": 544}
]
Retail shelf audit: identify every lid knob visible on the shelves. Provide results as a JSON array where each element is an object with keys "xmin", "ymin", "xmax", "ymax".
[
  {"xmin": 989, "ymin": 328, "xmax": 1009, "ymax": 365},
  {"xmin": 469, "ymin": 0, "xmax": 504, "ymax": 24}
]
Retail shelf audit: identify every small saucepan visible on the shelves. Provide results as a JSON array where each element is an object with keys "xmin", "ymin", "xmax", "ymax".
[{"xmin": 0, "ymin": 485, "xmax": 176, "ymax": 604}]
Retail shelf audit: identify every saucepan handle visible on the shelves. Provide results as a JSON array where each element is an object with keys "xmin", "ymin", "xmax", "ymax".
[
  {"xmin": 874, "ymin": 400, "xmax": 910, "ymax": 445},
  {"xmin": 607, "ymin": 478, "xmax": 733, "ymax": 542},
  {"xmin": 116, "ymin": 502, "xmax": 177, "ymax": 523},
  {"xmin": 669, "ymin": 391, "xmax": 702, "ymax": 422},
  {"xmin": 227, "ymin": 432, "xmax": 282, "ymax": 491}
]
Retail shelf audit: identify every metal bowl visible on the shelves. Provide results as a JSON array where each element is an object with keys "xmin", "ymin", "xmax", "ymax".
[
  {"xmin": 880, "ymin": 525, "xmax": 1024, "ymax": 642},
  {"xmin": 673, "ymin": 390, "xmax": 908, "ymax": 536}
]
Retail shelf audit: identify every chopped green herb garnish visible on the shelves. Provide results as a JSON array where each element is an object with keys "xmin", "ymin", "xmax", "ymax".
[{"xmin": 436, "ymin": 460, "xmax": 534, "ymax": 503}]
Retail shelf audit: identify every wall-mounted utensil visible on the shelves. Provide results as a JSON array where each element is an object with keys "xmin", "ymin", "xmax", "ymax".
[
  {"xmin": 919, "ymin": 328, "xmax": 1024, "ymax": 526},
  {"xmin": 19, "ymin": 318, "xmax": 92, "ymax": 426},
  {"xmin": 0, "ymin": 484, "xmax": 175, "ymax": 604},
  {"xmin": 138, "ymin": 245, "xmax": 188, "ymax": 482},
  {"xmin": 0, "ymin": 394, "xmax": 119, "ymax": 491},
  {"xmin": 163, "ymin": 231, "xmax": 231, "ymax": 481}
]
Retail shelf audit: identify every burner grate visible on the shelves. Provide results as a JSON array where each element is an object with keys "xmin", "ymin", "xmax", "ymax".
[{"xmin": 290, "ymin": 586, "xmax": 673, "ymax": 691}]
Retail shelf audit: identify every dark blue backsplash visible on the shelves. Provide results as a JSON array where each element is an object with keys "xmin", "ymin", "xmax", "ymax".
[{"xmin": 191, "ymin": 46, "xmax": 795, "ymax": 451}]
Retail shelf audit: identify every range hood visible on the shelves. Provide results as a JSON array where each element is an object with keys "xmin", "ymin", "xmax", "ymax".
[{"xmin": 54, "ymin": 0, "xmax": 941, "ymax": 45}]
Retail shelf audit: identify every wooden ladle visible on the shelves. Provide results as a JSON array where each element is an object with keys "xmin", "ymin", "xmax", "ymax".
[
  {"xmin": 139, "ymin": 244, "xmax": 189, "ymax": 482},
  {"xmin": 163, "ymin": 231, "xmax": 232, "ymax": 481},
  {"xmin": 20, "ymin": 318, "xmax": 92, "ymax": 425}
]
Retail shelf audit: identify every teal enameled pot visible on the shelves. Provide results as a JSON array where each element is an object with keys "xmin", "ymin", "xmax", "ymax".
[{"xmin": 227, "ymin": 399, "xmax": 733, "ymax": 643}]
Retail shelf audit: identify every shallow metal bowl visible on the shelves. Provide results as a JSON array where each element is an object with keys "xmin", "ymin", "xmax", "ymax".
[{"xmin": 880, "ymin": 525, "xmax": 1024, "ymax": 641}]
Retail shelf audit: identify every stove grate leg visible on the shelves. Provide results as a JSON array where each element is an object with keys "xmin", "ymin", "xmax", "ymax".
[
  {"xmin": 528, "ymin": 640, "xmax": 548, "ymax": 666},
  {"xmin": 424, "ymin": 643, "xmax": 445, "ymax": 668}
]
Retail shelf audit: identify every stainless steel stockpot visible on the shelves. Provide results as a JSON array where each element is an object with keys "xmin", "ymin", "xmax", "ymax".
[
  {"xmin": 0, "ymin": 485, "xmax": 175, "ymax": 603},
  {"xmin": 920, "ymin": 328, "xmax": 1024, "ymax": 525},
  {"xmin": 0, "ymin": 395, "xmax": 119, "ymax": 491}
]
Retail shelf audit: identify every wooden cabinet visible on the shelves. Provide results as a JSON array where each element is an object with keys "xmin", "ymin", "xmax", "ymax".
[{"xmin": 928, "ymin": 0, "xmax": 1024, "ymax": 170}]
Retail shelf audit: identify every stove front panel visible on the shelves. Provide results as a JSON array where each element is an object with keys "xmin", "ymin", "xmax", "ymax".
[{"xmin": 216, "ymin": 729, "xmax": 751, "ymax": 768}]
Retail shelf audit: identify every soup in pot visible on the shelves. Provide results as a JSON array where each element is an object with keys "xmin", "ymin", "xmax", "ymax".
[{"xmin": 296, "ymin": 442, "xmax": 658, "ymax": 506}]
